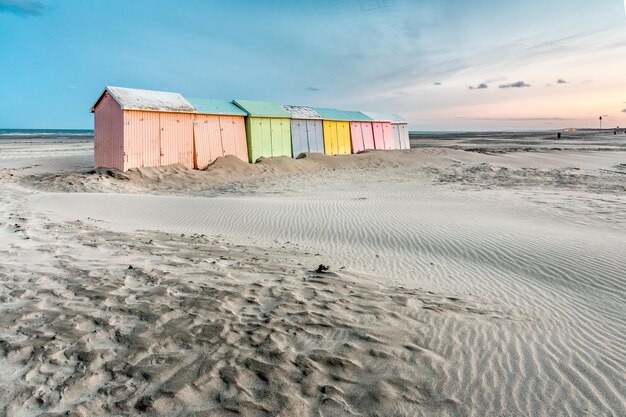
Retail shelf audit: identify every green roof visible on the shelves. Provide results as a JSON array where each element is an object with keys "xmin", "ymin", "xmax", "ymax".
[
  {"xmin": 186, "ymin": 97, "xmax": 247, "ymax": 116},
  {"xmin": 233, "ymin": 99, "xmax": 291, "ymax": 118},
  {"xmin": 312, "ymin": 107, "xmax": 372, "ymax": 122},
  {"xmin": 342, "ymin": 110, "xmax": 372, "ymax": 122}
]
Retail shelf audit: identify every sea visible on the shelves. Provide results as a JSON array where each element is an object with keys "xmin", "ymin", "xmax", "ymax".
[
  {"xmin": 1, "ymin": 128, "xmax": 623, "ymax": 152},
  {"xmin": 0, "ymin": 129, "xmax": 94, "ymax": 141}
]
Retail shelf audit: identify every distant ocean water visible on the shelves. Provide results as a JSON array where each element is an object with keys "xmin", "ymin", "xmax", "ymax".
[{"xmin": 0, "ymin": 129, "xmax": 93, "ymax": 140}]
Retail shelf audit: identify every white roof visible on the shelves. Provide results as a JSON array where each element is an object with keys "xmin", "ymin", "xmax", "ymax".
[
  {"xmin": 282, "ymin": 105, "xmax": 323, "ymax": 119},
  {"xmin": 91, "ymin": 86, "xmax": 195, "ymax": 113},
  {"xmin": 360, "ymin": 111, "xmax": 406, "ymax": 123}
]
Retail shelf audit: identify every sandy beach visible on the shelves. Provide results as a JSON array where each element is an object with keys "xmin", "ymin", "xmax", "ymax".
[{"xmin": 0, "ymin": 131, "xmax": 624, "ymax": 416}]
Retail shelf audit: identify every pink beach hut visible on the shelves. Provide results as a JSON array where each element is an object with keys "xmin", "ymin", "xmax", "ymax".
[
  {"xmin": 91, "ymin": 86, "xmax": 196, "ymax": 171},
  {"xmin": 373, "ymin": 122, "xmax": 394, "ymax": 150},
  {"xmin": 349, "ymin": 120, "xmax": 375, "ymax": 153},
  {"xmin": 361, "ymin": 111, "xmax": 410, "ymax": 150},
  {"xmin": 372, "ymin": 120, "xmax": 395, "ymax": 150}
]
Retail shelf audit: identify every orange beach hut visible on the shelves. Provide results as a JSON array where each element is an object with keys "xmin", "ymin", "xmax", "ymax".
[{"xmin": 186, "ymin": 98, "xmax": 248, "ymax": 169}]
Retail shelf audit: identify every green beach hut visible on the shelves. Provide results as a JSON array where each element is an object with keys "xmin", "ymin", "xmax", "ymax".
[{"xmin": 233, "ymin": 99, "xmax": 292, "ymax": 163}]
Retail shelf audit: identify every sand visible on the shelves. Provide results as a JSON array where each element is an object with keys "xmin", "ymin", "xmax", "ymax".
[{"xmin": 0, "ymin": 133, "xmax": 625, "ymax": 416}]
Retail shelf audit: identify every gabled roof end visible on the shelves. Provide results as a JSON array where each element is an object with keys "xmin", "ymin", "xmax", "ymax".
[{"xmin": 91, "ymin": 86, "xmax": 195, "ymax": 114}]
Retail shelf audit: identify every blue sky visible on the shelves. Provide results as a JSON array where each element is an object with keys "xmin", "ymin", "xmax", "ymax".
[{"xmin": 1, "ymin": 0, "xmax": 625, "ymax": 130}]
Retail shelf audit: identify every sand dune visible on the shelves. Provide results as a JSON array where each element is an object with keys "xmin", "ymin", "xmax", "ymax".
[{"xmin": 1, "ymin": 137, "xmax": 625, "ymax": 416}]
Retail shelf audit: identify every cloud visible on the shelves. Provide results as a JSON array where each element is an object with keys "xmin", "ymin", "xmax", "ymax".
[
  {"xmin": 0, "ymin": 0, "xmax": 44, "ymax": 16},
  {"xmin": 581, "ymin": 79, "xmax": 592, "ymax": 84},
  {"xmin": 548, "ymin": 79, "xmax": 567, "ymax": 87},
  {"xmin": 433, "ymin": 82, "xmax": 442, "ymax": 86},
  {"xmin": 306, "ymin": 86, "xmax": 320, "ymax": 92},
  {"xmin": 469, "ymin": 83, "xmax": 488, "ymax": 90},
  {"xmin": 499, "ymin": 81, "xmax": 531, "ymax": 89},
  {"xmin": 484, "ymin": 77, "xmax": 507, "ymax": 84}
]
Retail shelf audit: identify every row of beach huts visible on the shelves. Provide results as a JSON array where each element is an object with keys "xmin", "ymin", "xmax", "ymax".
[{"xmin": 91, "ymin": 86, "xmax": 410, "ymax": 171}]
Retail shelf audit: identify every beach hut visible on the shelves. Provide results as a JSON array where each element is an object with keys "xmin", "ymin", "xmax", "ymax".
[
  {"xmin": 312, "ymin": 108, "xmax": 351, "ymax": 155},
  {"xmin": 392, "ymin": 117, "xmax": 411, "ymax": 150},
  {"xmin": 359, "ymin": 111, "xmax": 395, "ymax": 150},
  {"xmin": 344, "ymin": 110, "xmax": 376, "ymax": 154},
  {"xmin": 348, "ymin": 118, "xmax": 375, "ymax": 154},
  {"xmin": 233, "ymin": 100, "xmax": 292, "ymax": 163},
  {"xmin": 282, "ymin": 105, "xmax": 324, "ymax": 157},
  {"xmin": 361, "ymin": 112, "xmax": 410, "ymax": 150},
  {"xmin": 91, "ymin": 86, "xmax": 196, "ymax": 171},
  {"xmin": 313, "ymin": 108, "xmax": 372, "ymax": 155},
  {"xmin": 372, "ymin": 121, "xmax": 395, "ymax": 150},
  {"xmin": 186, "ymin": 98, "xmax": 248, "ymax": 169}
]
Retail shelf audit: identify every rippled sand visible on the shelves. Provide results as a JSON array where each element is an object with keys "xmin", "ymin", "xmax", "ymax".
[{"xmin": 0, "ymin": 134, "xmax": 625, "ymax": 416}]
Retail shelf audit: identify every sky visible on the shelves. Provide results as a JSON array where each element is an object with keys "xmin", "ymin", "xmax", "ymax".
[{"xmin": 0, "ymin": 0, "xmax": 625, "ymax": 131}]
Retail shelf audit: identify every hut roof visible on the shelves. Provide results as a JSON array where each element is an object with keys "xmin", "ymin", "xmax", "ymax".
[
  {"xmin": 313, "ymin": 107, "xmax": 372, "ymax": 122},
  {"xmin": 282, "ymin": 105, "xmax": 323, "ymax": 120},
  {"xmin": 186, "ymin": 98, "xmax": 247, "ymax": 116},
  {"xmin": 343, "ymin": 110, "xmax": 373, "ymax": 122},
  {"xmin": 91, "ymin": 86, "xmax": 195, "ymax": 113},
  {"xmin": 232, "ymin": 100, "xmax": 291, "ymax": 118},
  {"xmin": 360, "ymin": 111, "xmax": 406, "ymax": 123}
]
